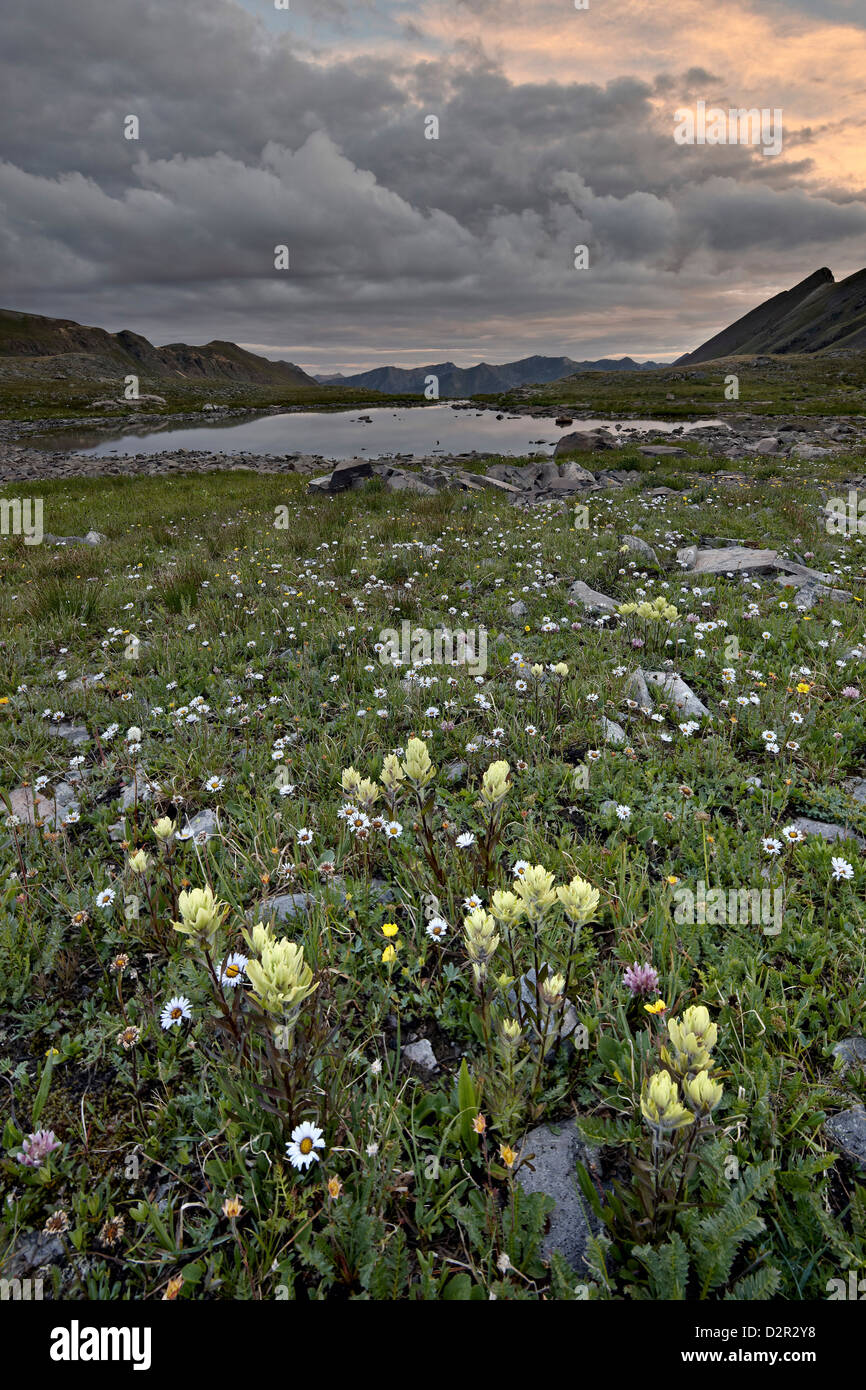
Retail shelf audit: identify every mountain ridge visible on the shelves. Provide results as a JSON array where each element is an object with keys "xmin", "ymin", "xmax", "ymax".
[
  {"xmin": 0, "ymin": 308, "xmax": 317, "ymax": 387},
  {"xmin": 676, "ymin": 267, "xmax": 866, "ymax": 364},
  {"xmin": 314, "ymin": 354, "xmax": 660, "ymax": 395}
]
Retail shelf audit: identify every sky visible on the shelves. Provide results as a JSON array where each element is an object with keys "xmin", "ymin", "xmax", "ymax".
[{"xmin": 1, "ymin": 0, "xmax": 865, "ymax": 374}]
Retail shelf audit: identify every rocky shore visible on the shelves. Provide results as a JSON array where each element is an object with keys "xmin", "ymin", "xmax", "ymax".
[{"xmin": 0, "ymin": 405, "xmax": 864, "ymax": 486}]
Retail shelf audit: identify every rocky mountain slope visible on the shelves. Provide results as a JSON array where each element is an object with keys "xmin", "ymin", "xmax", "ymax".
[
  {"xmin": 676, "ymin": 267, "xmax": 866, "ymax": 364},
  {"xmin": 0, "ymin": 308, "xmax": 317, "ymax": 386}
]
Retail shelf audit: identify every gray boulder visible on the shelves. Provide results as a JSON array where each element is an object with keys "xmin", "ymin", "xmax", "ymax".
[
  {"xmin": 643, "ymin": 670, "xmax": 710, "ymax": 718},
  {"xmin": 516, "ymin": 1120, "xmax": 603, "ymax": 1272},
  {"xmin": 825, "ymin": 1107, "xmax": 866, "ymax": 1170}
]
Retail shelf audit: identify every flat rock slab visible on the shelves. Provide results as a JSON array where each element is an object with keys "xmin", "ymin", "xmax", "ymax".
[
  {"xmin": 179, "ymin": 808, "xmax": 220, "ymax": 842},
  {"xmin": 43, "ymin": 530, "xmax": 106, "ymax": 546},
  {"xmin": 791, "ymin": 815, "xmax": 865, "ymax": 848},
  {"xmin": 516, "ymin": 1120, "xmax": 603, "ymax": 1272},
  {"xmin": 825, "ymin": 1107, "xmax": 866, "ymax": 1170},
  {"xmin": 568, "ymin": 580, "xmax": 618, "ymax": 615},
  {"xmin": 36, "ymin": 780, "xmax": 80, "ymax": 826},
  {"xmin": 48, "ymin": 722, "xmax": 89, "ymax": 746},
  {"xmin": 678, "ymin": 546, "xmax": 781, "ymax": 574},
  {"xmin": 677, "ymin": 545, "xmax": 834, "ymax": 586}
]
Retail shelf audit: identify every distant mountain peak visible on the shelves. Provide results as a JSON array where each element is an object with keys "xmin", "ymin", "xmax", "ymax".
[{"xmin": 314, "ymin": 353, "xmax": 659, "ymax": 395}]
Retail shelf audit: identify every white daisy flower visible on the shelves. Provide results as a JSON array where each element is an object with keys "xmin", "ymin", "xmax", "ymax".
[
  {"xmin": 286, "ymin": 1120, "xmax": 325, "ymax": 1171},
  {"xmin": 455, "ymin": 831, "xmax": 476, "ymax": 848},
  {"xmin": 160, "ymin": 995, "xmax": 193, "ymax": 1030},
  {"xmin": 296, "ymin": 827, "xmax": 314, "ymax": 845},
  {"xmin": 830, "ymin": 857, "xmax": 854, "ymax": 882},
  {"xmin": 426, "ymin": 917, "xmax": 448, "ymax": 942},
  {"xmin": 221, "ymin": 953, "xmax": 248, "ymax": 987},
  {"xmin": 780, "ymin": 824, "xmax": 806, "ymax": 844},
  {"xmin": 95, "ymin": 888, "xmax": 116, "ymax": 909}
]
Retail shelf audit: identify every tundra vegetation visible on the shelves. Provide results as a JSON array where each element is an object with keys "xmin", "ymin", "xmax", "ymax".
[{"xmin": 0, "ymin": 446, "xmax": 865, "ymax": 1301}]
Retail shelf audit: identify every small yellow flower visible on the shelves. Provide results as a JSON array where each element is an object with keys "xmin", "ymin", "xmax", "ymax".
[
  {"xmin": 796, "ymin": 681, "xmax": 811, "ymax": 694},
  {"xmin": 382, "ymin": 944, "xmax": 398, "ymax": 963},
  {"xmin": 328, "ymin": 1175, "xmax": 343, "ymax": 1200},
  {"xmin": 666, "ymin": 875, "xmax": 680, "ymax": 885},
  {"xmin": 644, "ymin": 999, "xmax": 667, "ymax": 1015},
  {"xmin": 222, "ymin": 1195, "xmax": 243, "ymax": 1220},
  {"xmin": 381, "ymin": 922, "xmax": 399, "ymax": 938},
  {"xmin": 162, "ymin": 1274, "xmax": 184, "ymax": 1301},
  {"xmin": 472, "ymin": 1113, "xmax": 487, "ymax": 1134},
  {"xmin": 499, "ymin": 1143, "xmax": 517, "ymax": 1169}
]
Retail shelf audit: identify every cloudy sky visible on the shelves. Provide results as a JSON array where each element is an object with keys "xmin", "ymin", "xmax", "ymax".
[{"xmin": 1, "ymin": 0, "xmax": 865, "ymax": 372}]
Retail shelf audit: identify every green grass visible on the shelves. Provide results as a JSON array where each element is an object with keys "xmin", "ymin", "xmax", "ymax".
[{"xmin": 0, "ymin": 458, "xmax": 865, "ymax": 1300}]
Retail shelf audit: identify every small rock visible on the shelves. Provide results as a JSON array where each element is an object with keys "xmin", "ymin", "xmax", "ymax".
[
  {"xmin": 308, "ymin": 459, "xmax": 373, "ymax": 493},
  {"xmin": 445, "ymin": 760, "xmax": 467, "ymax": 784},
  {"xmin": 509, "ymin": 600, "xmax": 527, "ymax": 619},
  {"xmin": 403, "ymin": 1039, "xmax": 439, "ymax": 1073},
  {"xmin": 844, "ymin": 778, "xmax": 866, "ymax": 805},
  {"xmin": 601, "ymin": 716, "xmax": 626, "ymax": 746},
  {"xmin": 621, "ymin": 534, "xmax": 660, "ymax": 565},
  {"xmin": 2, "ymin": 1230, "xmax": 65, "ymax": 1280},
  {"xmin": 825, "ymin": 1106, "xmax": 866, "ymax": 1170},
  {"xmin": 508, "ymin": 967, "xmax": 581, "ymax": 1055},
  {"xmin": 118, "ymin": 767, "xmax": 157, "ymax": 812},
  {"xmin": 832, "ymin": 1037, "xmax": 866, "ymax": 1075},
  {"xmin": 35, "ymin": 781, "xmax": 79, "ymax": 826},
  {"xmin": 554, "ymin": 429, "xmax": 614, "ymax": 459},
  {"xmin": 259, "ymin": 892, "xmax": 313, "ymax": 923}
]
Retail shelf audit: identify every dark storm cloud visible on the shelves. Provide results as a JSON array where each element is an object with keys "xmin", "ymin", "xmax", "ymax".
[{"xmin": 0, "ymin": 0, "xmax": 864, "ymax": 369}]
